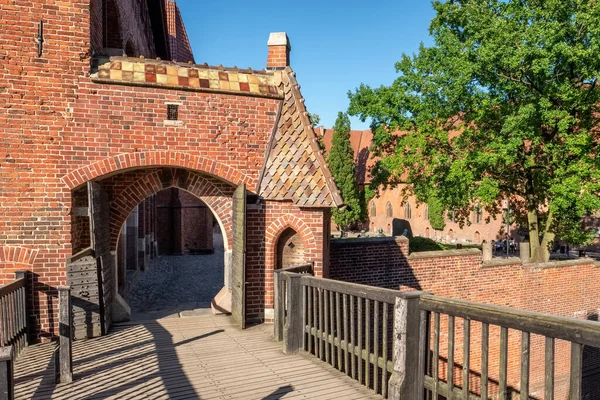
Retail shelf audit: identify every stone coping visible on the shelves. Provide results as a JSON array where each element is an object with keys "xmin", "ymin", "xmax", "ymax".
[
  {"xmin": 90, "ymin": 56, "xmax": 283, "ymax": 99},
  {"xmin": 481, "ymin": 257, "xmax": 522, "ymax": 268},
  {"xmin": 409, "ymin": 247, "xmax": 482, "ymax": 260},
  {"xmin": 524, "ymin": 257, "xmax": 600, "ymax": 269},
  {"xmin": 330, "ymin": 235, "xmax": 408, "ymax": 246}
]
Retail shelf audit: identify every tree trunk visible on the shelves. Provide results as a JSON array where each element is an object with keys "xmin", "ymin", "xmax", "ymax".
[{"xmin": 528, "ymin": 209, "xmax": 553, "ymax": 262}]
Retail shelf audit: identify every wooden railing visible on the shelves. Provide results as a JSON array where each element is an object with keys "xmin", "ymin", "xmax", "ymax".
[
  {"xmin": 276, "ymin": 272, "xmax": 600, "ymax": 399},
  {"xmin": 0, "ymin": 272, "xmax": 29, "ymax": 359},
  {"xmin": 419, "ymin": 295, "xmax": 600, "ymax": 400}
]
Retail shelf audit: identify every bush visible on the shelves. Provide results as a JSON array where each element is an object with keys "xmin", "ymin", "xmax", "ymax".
[{"xmin": 409, "ymin": 237, "xmax": 445, "ymax": 253}]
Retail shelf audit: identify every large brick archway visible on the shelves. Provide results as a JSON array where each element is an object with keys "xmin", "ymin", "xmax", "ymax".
[
  {"xmin": 107, "ymin": 168, "xmax": 234, "ymax": 251},
  {"xmin": 61, "ymin": 151, "xmax": 255, "ymax": 192}
]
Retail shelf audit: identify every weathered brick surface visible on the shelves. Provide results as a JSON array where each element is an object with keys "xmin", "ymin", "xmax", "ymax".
[{"xmin": 329, "ymin": 238, "xmax": 600, "ymax": 399}]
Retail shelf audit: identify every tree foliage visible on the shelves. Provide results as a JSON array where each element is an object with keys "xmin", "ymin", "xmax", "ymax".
[
  {"xmin": 349, "ymin": 0, "xmax": 600, "ymax": 261},
  {"xmin": 428, "ymin": 195, "xmax": 446, "ymax": 231},
  {"xmin": 327, "ymin": 112, "xmax": 362, "ymax": 229}
]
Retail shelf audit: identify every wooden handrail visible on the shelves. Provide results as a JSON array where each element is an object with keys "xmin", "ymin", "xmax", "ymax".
[
  {"xmin": 297, "ymin": 274, "xmax": 424, "ymax": 304},
  {"xmin": 0, "ymin": 278, "xmax": 25, "ymax": 298},
  {"xmin": 420, "ymin": 294, "xmax": 600, "ymax": 348}
]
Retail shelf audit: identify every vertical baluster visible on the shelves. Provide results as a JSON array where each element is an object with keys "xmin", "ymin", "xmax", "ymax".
[
  {"xmin": 302, "ymin": 284, "xmax": 307, "ymax": 351},
  {"xmin": 418, "ymin": 310, "xmax": 428, "ymax": 400},
  {"xmin": 545, "ymin": 337, "xmax": 555, "ymax": 400},
  {"xmin": 374, "ymin": 300, "xmax": 379, "ymax": 395},
  {"xmin": 521, "ymin": 331, "xmax": 530, "ymax": 400},
  {"xmin": 432, "ymin": 312, "xmax": 440, "ymax": 399},
  {"xmin": 343, "ymin": 293, "xmax": 349, "ymax": 374},
  {"xmin": 313, "ymin": 287, "xmax": 318, "ymax": 356},
  {"xmin": 463, "ymin": 318, "xmax": 470, "ymax": 399},
  {"xmin": 481, "ymin": 322, "xmax": 489, "ymax": 400},
  {"xmin": 324, "ymin": 289, "xmax": 330, "ymax": 364},
  {"xmin": 358, "ymin": 296, "xmax": 363, "ymax": 384},
  {"xmin": 448, "ymin": 315, "xmax": 455, "ymax": 394},
  {"xmin": 17, "ymin": 287, "xmax": 24, "ymax": 352},
  {"xmin": 569, "ymin": 342, "xmax": 583, "ymax": 400},
  {"xmin": 382, "ymin": 302, "xmax": 389, "ymax": 398},
  {"xmin": 365, "ymin": 298, "xmax": 370, "ymax": 389},
  {"xmin": 336, "ymin": 292, "xmax": 342, "ymax": 370},
  {"xmin": 351, "ymin": 295, "xmax": 356, "ymax": 380},
  {"xmin": 0, "ymin": 297, "xmax": 5, "ymax": 346},
  {"xmin": 499, "ymin": 326, "xmax": 509, "ymax": 400},
  {"xmin": 8, "ymin": 294, "xmax": 14, "ymax": 346},
  {"xmin": 319, "ymin": 288, "xmax": 324, "ymax": 360},
  {"xmin": 307, "ymin": 286, "xmax": 313, "ymax": 354},
  {"xmin": 329, "ymin": 290, "xmax": 335, "ymax": 367}
]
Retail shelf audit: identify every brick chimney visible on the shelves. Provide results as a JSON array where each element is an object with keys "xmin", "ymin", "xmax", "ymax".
[{"xmin": 267, "ymin": 32, "xmax": 291, "ymax": 70}]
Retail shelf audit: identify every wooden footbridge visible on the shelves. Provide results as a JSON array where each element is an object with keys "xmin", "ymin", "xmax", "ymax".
[{"xmin": 2, "ymin": 269, "xmax": 600, "ymax": 399}]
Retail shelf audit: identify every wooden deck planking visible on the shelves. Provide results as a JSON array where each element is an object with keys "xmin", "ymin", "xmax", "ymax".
[{"xmin": 14, "ymin": 313, "xmax": 383, "ymax": 399}]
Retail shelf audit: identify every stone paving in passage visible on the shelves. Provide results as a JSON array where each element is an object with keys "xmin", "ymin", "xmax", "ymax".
[
  {"xmin": 14, "ymin": 313, "xmax": 383, "ymax": 400},
  {"xmin": 125, "ymin": 234, "xmax": 225, "ymax": 320}
]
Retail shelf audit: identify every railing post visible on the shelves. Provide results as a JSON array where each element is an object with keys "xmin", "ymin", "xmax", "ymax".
[
  {"xmin": 388, "ymin": 294, "xmax": 424, "ymax": 400},
  {"xmin": 283, "ymin": 274, "xmax": 303, "ymax": 354},
  {"xmin": 56, "ymin": 286, "xmax": 72, "ymax": 384},
  {"xmin": 273, "ymin": 269, "xmax": 284, "ymax": 342},
  {"xmin": 0, "ymin": 346, "xmax": 13, "ymax": 400},
  {"xmin": 14, "ymin": 271, "xmax": 28, "ymax": 347}
]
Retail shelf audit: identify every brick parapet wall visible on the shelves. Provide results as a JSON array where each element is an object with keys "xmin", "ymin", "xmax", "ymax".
[{"xmin": 329, "ymin": 238, "xmax": 600, "ymax": 398}]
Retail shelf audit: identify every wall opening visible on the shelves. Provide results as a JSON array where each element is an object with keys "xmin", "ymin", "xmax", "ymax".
[{"xmin": 276, "ymin": 228, "xmax": 306, "ymax": 269}]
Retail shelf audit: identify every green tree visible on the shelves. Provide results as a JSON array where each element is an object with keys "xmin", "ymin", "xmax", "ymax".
[
  {"xmin": 308, "ymin": 113, "xmax": 321, "ymax": 127},
  {"xmin": 427, "ymin": 195, "xmax": 446, "ymax": 232},
  {"xmin": 349, "ymin": 0, "xmax": 600, "ymax": 261},
  {"xmin": 328, "ymin": 112, "xmax": 362, "ymax": 230}
]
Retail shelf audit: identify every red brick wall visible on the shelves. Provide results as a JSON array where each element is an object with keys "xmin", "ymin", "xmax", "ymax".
[
  {"xmin": 329, "ymin": 239, "xmax": 600, "ymax": 399},
  {"xmin": 329, "ymin": 237, "xmax": 410, "ymax": 289},
  {"xmin": 0, "ymin": 0, "xmax": 311, "ymax": 340}
]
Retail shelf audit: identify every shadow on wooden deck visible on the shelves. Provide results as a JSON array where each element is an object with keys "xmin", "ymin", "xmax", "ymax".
[{"xmin": 14, "ymin": 313, "xmax": 382, "ymax": 400}]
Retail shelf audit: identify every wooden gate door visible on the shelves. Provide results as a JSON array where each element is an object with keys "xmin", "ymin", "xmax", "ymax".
[
  {"xmin": 231, "ymin": 184, "xmax": 247, "ymax": 329},
  {"xmin": 88, "ymin": 181, "xmax": 113, "ymax": 333}
]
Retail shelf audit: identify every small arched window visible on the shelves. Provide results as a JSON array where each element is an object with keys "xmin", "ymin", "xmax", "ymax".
[
  {"xmin": 404, "ymin": 202, "xmax": 412, "ymax": 219},
  {"xmin": 370, "ymin": 201, "xmax": 377, "ymax": 217},
  {"xmin": 386, "ymin": 202, "xmax": 393, "ymax": 217},
  {"xmin": 448, "ymin": 210, "xmax": 456, "ymax": 223},
  {"xmin": 474, "ymin": 206, "xmax": 483, "ymax": 224},
  {"xmin": 424, "ymin": 205, "xmax": 429, "ymax": 220}
]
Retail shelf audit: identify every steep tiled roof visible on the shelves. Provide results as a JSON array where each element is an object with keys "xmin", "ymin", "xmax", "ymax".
[
  {"xmin": 165, "ymin": 0, "xmax": 194, "ymax": 63},
  {"xmin": 90, "ymin": 56, "xmax": 282, "ymax": 98},
  {"xmin": 258, "ymin": 68, "xmax": 344, "ymax": 207}
]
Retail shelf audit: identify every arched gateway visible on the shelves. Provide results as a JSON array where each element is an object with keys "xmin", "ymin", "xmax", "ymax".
[{"xmin": 0, "ymin": 24, "xmax": 342, "ymax": 341}]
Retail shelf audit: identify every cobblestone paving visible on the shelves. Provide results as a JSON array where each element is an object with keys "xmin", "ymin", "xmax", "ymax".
[{"xmin": 125, "ymin": 234, "xmax": 224, "ymax": 320}]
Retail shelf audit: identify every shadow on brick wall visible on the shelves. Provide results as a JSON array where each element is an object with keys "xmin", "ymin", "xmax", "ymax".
[{"xmin": 329, "ymin": 236, "xmax": 421, "ymax": 291}]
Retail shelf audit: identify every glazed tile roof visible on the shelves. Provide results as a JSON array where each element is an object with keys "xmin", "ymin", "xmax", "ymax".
[
  {"xmin": 90, "ymin": 56, "xmax": 282, "ymax": 98},
  {"xmin": 258, "ymin": 68, "xmax": 344, "ymax": 208}
]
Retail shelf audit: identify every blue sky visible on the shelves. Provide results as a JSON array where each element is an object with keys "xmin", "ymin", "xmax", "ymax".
[{"xmin": 176, "ymin": 0, "xmax": 436, "ymax": 130}]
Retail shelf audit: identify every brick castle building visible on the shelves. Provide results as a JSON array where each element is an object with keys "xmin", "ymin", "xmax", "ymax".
[
  {"xmin": 318, "ymin": 128, "xmax": 508, "ymax": 243},
  {"xmin": 0, "ymin": 0, "xmax": 342, "ymax": 339}
]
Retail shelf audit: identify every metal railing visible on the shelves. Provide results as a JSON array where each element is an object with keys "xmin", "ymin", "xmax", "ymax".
[
  {"xmin": 0, "ymin": 272, "xmax": 29, "ymax": 359},
  {"xmin": 275, "ymin": 271, "xmax": 600, "ymax": 399}
]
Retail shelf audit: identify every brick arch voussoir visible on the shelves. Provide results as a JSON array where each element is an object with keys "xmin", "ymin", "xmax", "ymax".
[
  {"xmin": 61, "ymin": 151, "xmax": 255, "ymax": 191},
  {"xmin": 109, "ymin": 170, "xmax": 234, "ymax": 251},
  {"xmin": 0, "ymin": 245, "xmax": 39, "ymax": 266}
]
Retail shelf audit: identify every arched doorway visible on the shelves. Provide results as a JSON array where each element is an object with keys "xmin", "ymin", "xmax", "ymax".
[
  {"xmin": 276, "ymin": 227, "xmax": 306, "ymax": 269},
  {"xmin": 114, "ymin": 187, "xmax": 226, "ymax": 321},
  {"xmin": 67, "ymin": 166, "xmax": 246, "ymax": 337},
  {"xmin": 425, "ymin": 227, "xmax": 430, "ymax": 238}
]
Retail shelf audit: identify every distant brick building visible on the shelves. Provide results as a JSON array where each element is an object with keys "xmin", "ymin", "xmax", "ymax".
[
  {"xmin": 0, "ymin": 1, "xmax": 342, "ymax": 340},
  {"xmin": 318, "ymin": 128, "xmax": 507, "ymax": 243}
]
